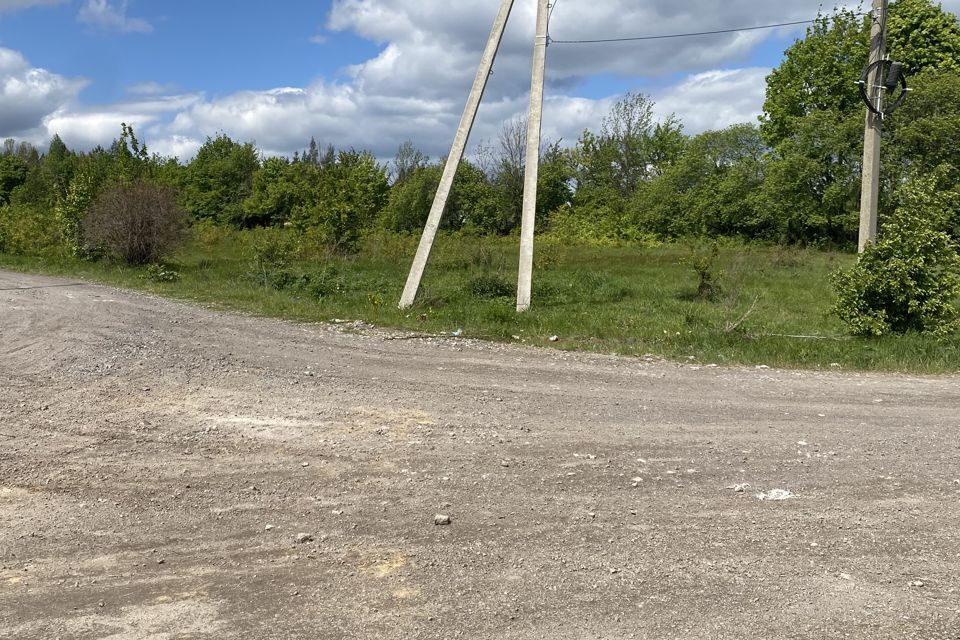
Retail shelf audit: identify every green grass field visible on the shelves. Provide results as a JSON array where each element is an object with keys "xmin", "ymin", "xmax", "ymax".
[{"xmin": 3, "ymin": 228, "xmax": 959, "ymax": 373}]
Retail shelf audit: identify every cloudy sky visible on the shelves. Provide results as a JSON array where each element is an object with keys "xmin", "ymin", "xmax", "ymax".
[{"xmin": 1, "ymin": 0, "xmax": 958, "ymax": 160}]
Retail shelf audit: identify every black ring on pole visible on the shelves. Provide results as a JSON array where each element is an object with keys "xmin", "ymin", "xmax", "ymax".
[{"xmin": 858, "ymin": 59, "xmax": 908, "ymax": 117}]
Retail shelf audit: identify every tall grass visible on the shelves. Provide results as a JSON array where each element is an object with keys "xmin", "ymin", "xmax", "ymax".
[{"xmin": 3, "ymin": 227, "xmax": 958, "ymax": 373}]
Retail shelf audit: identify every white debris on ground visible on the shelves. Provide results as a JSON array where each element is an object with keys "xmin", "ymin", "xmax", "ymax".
[
  {"xmin": 727, "ymin": 483, "xmax": 751, "ymax": 493},
  {"xmin": 756, "ymin": 489, "xmax": 797, "ymax": 501}
]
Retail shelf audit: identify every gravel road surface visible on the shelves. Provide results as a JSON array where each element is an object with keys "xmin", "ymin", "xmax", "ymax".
[{"xmin": 1, "ymin": 270, "xmax": 959, "ymax": 639}]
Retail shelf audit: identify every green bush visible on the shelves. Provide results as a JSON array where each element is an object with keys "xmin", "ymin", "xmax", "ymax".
[
  {"xmin": 683, "ymin": 243, "xmax": 724, "ymax": 301},
  {"xmin": 141, "ymin": 263, "xmax": 181, "ymax": 283},
  {"xmin": 249, "ymin": 228, "xmax": 299, "ymax": 287},
  {"xmin": 54, "ymin": 170, "xmax": 96, "ymax": 256},
  {"xmin": 290, "ymin": 150, "xmax": 389, "ymax": 251},
  {"xmin": 0, "ymin": 203, "xmax": 67, "ymax": 257},
  {"xmin": 833, "ymin": 174, "xmax": 960, "ymax": 336},
  {"xmin": 468, "ymin": 273, "xmax": 516, "ymax": 299},
  {"xmin": 297, "ymin": 267, "xmax": 346, "ymax": 299}
]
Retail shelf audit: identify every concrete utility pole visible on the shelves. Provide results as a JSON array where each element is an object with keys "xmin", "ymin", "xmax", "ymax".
[
  {"xmin": 859, "ymin": 0, "xmax": 888, "ymax": 253},
  {"xmin": 399, "ymin": 0, "xmax": 515, "ymax": 309},
  {"xmin": 516, "ymin": 0, "xmax": 551, "ymax": 312}
]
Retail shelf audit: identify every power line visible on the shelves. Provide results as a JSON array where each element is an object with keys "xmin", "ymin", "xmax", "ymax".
[
  {"xmin": 547, "ymin": 0, "xmax": 561, "ymax": 41},
  {"xmin": 550, "ymin": 18, "xmax": 820, "ymax": 45},
  {"xmin": 549, "ymin": 0, "xmax": 560, "ymax": 22}
]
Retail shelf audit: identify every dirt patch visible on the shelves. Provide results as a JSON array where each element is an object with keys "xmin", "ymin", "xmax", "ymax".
[{"xmin": 1, "ymin": 270, "xmax": 959, "ymax": 639}]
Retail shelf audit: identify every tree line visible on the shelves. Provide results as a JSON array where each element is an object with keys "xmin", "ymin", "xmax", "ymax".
[{"xmin": 2, "ymin": 0, "xmax": 959, "ymax": 259}]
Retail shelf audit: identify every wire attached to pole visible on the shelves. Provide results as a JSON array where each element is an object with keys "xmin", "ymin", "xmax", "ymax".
[{"xmin": 550, "ymin": 19, "xmax": 819, "ymax": 44}]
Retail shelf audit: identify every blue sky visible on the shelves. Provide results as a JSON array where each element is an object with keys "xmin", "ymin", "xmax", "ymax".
[
  {"xmin": 0, "ymin": 1, "xmax": 376, "ymax": 101},
  {"xmin": 1, "ymin": 0, "xmax": 958, "ymax": 160}
]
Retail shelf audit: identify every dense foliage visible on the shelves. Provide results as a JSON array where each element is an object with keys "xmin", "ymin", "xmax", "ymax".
[
  {"xmin": 0, "ymin": 1, "xmax": 957, "ymax": 327},
  {"xmin": 833, "ymin": 173, "xmax": 960, "ymax": 335}
]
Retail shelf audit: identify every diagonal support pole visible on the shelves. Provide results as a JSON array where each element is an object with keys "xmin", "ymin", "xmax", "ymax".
[
  {"xmin": 399, "ymin": 0, "xmax": 516, "ymax": 309},
  {"xmin": 516, "ymin": 0, "xmax": 550, "ymax": 312}
]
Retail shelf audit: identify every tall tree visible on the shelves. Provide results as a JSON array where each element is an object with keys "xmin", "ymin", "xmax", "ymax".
[
  {"xmin": 600, "ymin": 92, "xmax": 656, "ymax": 196},
  {"xmin": 180, "ymin": 133, "xmax": 260, "ymax": 226},
  {"xmin": 243, "ymin": 156, "xmax": 312, "ymax": 227},
  {"xmin": 761, "ymin": 1, "xmax": 960, "ymax": 148},
  {"xmin": 291, "ymin": 149, "xmax": 389, "ymax": 250},
  {"xmin": 758, "ymin": 1, "xmax": 960, "ymax": 245},
  {"xmin": 392, "ymin": 140, "xmax": 428, "ymax": 185},
  {"xmin": 760, "ymin": 9, "xmax": 868, "ymax": 148},
  {"xmin": 631, "ymin": 124, "xmax": 767, "ymax": 238},
  {"xmin": 0, "ymin": 154, "xmax": 28, "ymax": 205},
  {"xmin": 45, "ymin": 134, "xmax": 75, "ymax": 203},
  {"xmin": 887, "ymin": 0, "xmax": 960, "ymax": 73}
]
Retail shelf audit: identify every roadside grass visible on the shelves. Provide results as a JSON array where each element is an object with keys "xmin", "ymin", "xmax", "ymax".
[{"xmin": 3, "ymin": 228, "xmax": 959, "ymax": 373}]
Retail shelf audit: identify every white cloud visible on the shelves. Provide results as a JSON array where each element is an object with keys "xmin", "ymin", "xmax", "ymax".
[
  {"xmin": 0, "ymin": 47, "xmax": 87, "ymax": 138},
  {"xmin": 126, "ymin": 81, "xmax": 178, "ymax": 96},
  {"xmin": 141, "ymin": 134, "xmax": 199, "ymax": 160},
  {"xmin": 43, "ymin": 93, "xmax": 201, "ymax": 150},
  {"xmin": 12, "ymin": 0, "xmax": 960, "ymax": 160},
  {"xmin": 77, "ymin": 0, "xmax": 152, "ymax": 33},
  {"xmin": 327, "ymin": 0, "xmax": 835, "ymax": 97},
  {"xmin": 653, "ymin": 68, "xmax": 771, "ymax": 134}
]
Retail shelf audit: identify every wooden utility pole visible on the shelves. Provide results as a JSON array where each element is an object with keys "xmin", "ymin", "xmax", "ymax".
[
  {"xmin": 516, "ymin": 0, "xmax": 550, "ymax": 312},
  {"xmin": 858, "ymin": 0, "xmax": 888, "ymax": 253},
  {"xmin": 399, "ymin": 0, "xmax": 515, "ymax": 309}
]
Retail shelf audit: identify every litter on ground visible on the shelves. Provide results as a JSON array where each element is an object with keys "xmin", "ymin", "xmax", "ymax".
[{"xmin": 756, "ymin": 489, "xmax": 797, "ymax": 501}]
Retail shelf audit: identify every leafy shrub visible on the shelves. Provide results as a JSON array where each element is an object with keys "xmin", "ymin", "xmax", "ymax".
[
  {"xmin": 0, "ymin": 203, "xmax": 67, "ymax": 257},
  {"xmin": 533, "ymin": 235, "xmax": 565, "ymax": 271},
  {"xmin": 299, "ymin": 267, "xmax": 346, "ymax": 299},
  {"xmin": 249, "ymin": 229, "xmax": 299, "ymax": 287},
  {"xmin": 193, "ymin": 219, "xmax": 241, "ymax": 250},
  {"xmin": 683, "ymin": 243, "xmax": 723, "ymax": 301},
  {"xmin": 259, "ymin": 265, "xmax": 347, "ymax": 298},
  {"xmin": 141, "ymin": 263, "xmax": 181, "ymax": 283},
  {"xmin": 468, "ymin": 273, "xmax": 516, "ymax": 299},
  {"xmin": 290, "ymin": 150, "xmax": 389, "ymax": 251},
  {"xmin": 833, "ymin": 174, "xmax": 960, "ymax": 336},
  {"xmin": 83, "ymin": 182, "xmax": 188, "ymax": 265},
  {"xmin": 55, "ymin": 170, "xmax": 96, "ymax": 256},
  {"xmin": 547, "ymin": 202, "xmax": 659, "ymax": 246}
]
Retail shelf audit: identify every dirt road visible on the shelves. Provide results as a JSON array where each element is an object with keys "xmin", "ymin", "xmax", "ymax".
[{"xmin": 1, "ymin": 269, "xmax": 959, "ymax": 639}]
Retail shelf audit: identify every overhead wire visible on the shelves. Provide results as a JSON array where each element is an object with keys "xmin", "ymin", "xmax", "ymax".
[
  {"xmin": 546, "ymin": 4, "xmax": 871, "ymax": 47},
  {"xmin": 549, "ymin": 19, "xmax": 820, "ymax": 45},
  {"xmin": 546, "ymin": 0, "xmax": 561, "ymax": 42}
]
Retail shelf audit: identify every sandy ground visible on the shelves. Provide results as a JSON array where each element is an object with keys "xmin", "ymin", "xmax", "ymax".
[{"xmin": 1, "ymin": 269, "xmax": 959, "ymax": 640}]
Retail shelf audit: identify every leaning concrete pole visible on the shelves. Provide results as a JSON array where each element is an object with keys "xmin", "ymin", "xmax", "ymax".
[
  {"xmin": 399, "ymin": 0, "xmax": 516, "ymax": 309},
  {"xmin": 516, "ymin": 0, "xmax": 550, "ymax": 312},
  {"xmin": 858, "ymin": 0, "xmax": 887, "ymax": 253}
]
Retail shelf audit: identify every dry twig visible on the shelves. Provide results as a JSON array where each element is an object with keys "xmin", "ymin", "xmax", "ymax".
[{"xmin": 724, "ymin": 295, "xmax": 761, "ymax": 334}]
